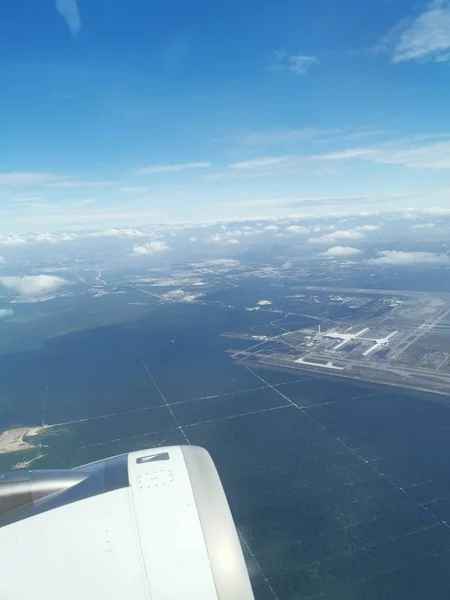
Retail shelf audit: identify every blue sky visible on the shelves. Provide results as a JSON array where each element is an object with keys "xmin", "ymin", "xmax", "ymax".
[{"xmin": 1, "ymin": 0, "xmax": 450, "ymax": 232}]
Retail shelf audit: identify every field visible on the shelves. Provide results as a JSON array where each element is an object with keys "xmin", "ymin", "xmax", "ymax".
[{"xmin": 2, "ymin": 291, "xmax": 450, "ymax": 598}]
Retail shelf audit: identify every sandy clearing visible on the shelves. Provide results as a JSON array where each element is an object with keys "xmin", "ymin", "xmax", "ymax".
[{"xmin": 0, "ymin": 426, "xmax": 45, "ymax": 454}]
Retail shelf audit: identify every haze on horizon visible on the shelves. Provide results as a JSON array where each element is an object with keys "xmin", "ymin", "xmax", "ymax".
[{"xmin": 0, "ymin": 0, "xmax": 450, "ymax": 233}]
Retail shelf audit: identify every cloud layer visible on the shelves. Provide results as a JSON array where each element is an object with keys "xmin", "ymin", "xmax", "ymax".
[
  {"xmin": 310, "ymin": 229, "xmax": 365, "ymax": 244},
  {"xmin": 0, "ymin": 172, "xmax": 67, "ymax": 186},
  {"xmin": 0, "ymin": 309, "xmax": 13, "ymax": 319},
  {"xmin": 313, "ymin": 136, "xmax": 450, "ymax": 170},
  {"xmin": 0, "ymin": 275, "xmax": 71, "ymax": 296},
  {"xmin": 55, "ymin": 0, "xmax": 81, "ymax": 36},
  {"xmin": 320, "ymin": 246, "xmax": 362, "ymax": 258},
  {"xmin": 91, "ymin": 228, "xmax": 147, "ymax": 239},
  {"xmin": 132, "ymin": 241, "xmax": 170, "ymax": 255},
  {"xmin": 368, "ymin": 250, "xmax": 450, "ymax": 266},
  {"xmin": 380, "ymin": 0, "xmax": 450, "ymax": 64},
  {"xmin": 139, "ymin": 162, "xmax": 211, "ymax": 174},
  {"xmin": 275, "ymin": 51, "xmax": 319, "ymax": 75},
  {"xmin": 286, "ymin": 225, "xmax": 309, "ymax": 234}
]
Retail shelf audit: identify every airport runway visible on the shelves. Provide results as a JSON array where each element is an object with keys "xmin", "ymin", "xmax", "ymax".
[{"xmin": 232, "ymin": 351, "xmax": 450, "ymax": 398}]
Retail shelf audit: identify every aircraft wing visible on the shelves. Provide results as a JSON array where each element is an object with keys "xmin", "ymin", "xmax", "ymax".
[{"xmin": 0, "ymin": 445, "xmax": 255, "ymax": 600}]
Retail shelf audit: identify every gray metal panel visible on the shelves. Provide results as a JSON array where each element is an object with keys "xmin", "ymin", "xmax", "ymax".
[
  {"xmin": 0, "ymin": 471, "xmax": 32, "ymax": 516},
  {"xmin": 104, "ymin": 454, "xmax": 130, "ymax": 491},
  {"xmin": 30, "ymin": 470, "xmax": 88, "ymax": 502},
  {"xmin": 181, "ymin": 446, "xmax": 255, "ymax": 600},
  {"xmin": 0, "ymin": 453, "xmax": 130, "ymax": 528},
  {"xmin": 0, "ymin": 470, "xmax": 89, "ymax": 517}
]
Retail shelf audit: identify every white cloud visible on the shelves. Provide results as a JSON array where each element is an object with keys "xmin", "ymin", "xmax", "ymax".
[
  {"xmin": 0, "ymin": 235, "xmax": 28, "ymax": 246},
  {"xmin": 223, "ymin": 141, "xmax": 414, "ymax": 181},
  {"xmin": 189, "ymin": 236, "xmax": 198, "ymax": 242},
  {"xmin": 46, "ymin": 180, "xmax": 116, "ymax": 189},
  {"xmin": 313, "ymin": 148, "xmax": 375, "ymax": 161},
  {"xmin": 206, "ymin": 232, "xmax": 242, "ymax": 244},
  {"xmin": 237, "ymin": 127, "xmax": 380, "ymax": 149},
  {"xmin": 313, "ymin": 136, "xmax": 450, "ymax": 170},
  {"xmin": 119, "ymin": 186, "xmax": 148, "ymax": 194},
  {"xmin": 275, "ymin": 51, "xmax": 319, "ymax": 75},
  {"xmin": 56, "ymin": 0, "xmax": 81, "ymax": 35},
  {"xmin": 206, "ymin": 153, "xmax": 335, "ymax": 180},
  {"xmin": 216, "ymin": 187, "xmax": 450, "ymax": 221},
  {"xmin": 412, "ymin": 222, "xmax": 435, "ymax": 229},
  {"xmin": 203, "ymin": 259, "xmax": 241, "ymax": 267},
  {"xmin": 0, "ymin": 256, "xmax": 4, "ymax": 264},
  {"xmin": 0, "ymin": 309, "xmax": 13, "ymax": 319},
  {"xmin": 31, "ymin": 232, "xmax": 79, "ymax": 243},
  {"xmin": 0, "ymin": 275, "xmax": 70, "ymax": 296},
  {"xmin": 379, "ymin": 0, "xmax": 450, "ymax": 64},
  {"xmin": 1, "ymin": 228, "xmax": 149, "ymax": 244},
  {"xmin": 320, "ymin": 246, "xmax": 363, "ymax": 258},
  {"xmin": 423, "ymin": 207, "xmax": 450, "ymax": 215},
  {"xmin": 0, "ymin": 172, "xmax": 112, "ymax": 190},
  {"xmin": 200, "ymin": 171, "xmax": 239, "ymax": 181},
  {"xmin": 222, "ymin": 198, "xmax": 291, "ymax": 208},
  {"xmin": 374, "ymin": 140, "xmax": 450, "ymax": 169},
  {"xmin": 0, "ymin": 203, "xmax": 166, "ymax": 230},
  {"xmin": 286, "ymin": 225, "xmax": 309, "ymax": 234},
  {"xmin": 91, "ymin": 228, "xmax": 147, "ymax": 239},
  {"xmin": 310, "ymin": 229, "xmax": 365, "ymax": 244},
  {"xmin": 132, "ymin": 241, "xmax": 170, "ymax": 256},
  {"xmin": 355, "ymin": 225, "xmax": 381, "ymax": 232},
  {"xmin": 0, "ymin": 172, "xmax": 67, "ymax": 186},
  {"xmin": 207, "ymin": 234, "xmax": 224, "ymax": 243},
  {"xmin": 229, "ymin": 157, "xmax": 289, "ymax": 170},
  {"xmin": 139, "ymin": 162, "xmax": 211, "ymax": 174},
  {"xmin": 264, "ymin": 225, "xmax": 279, "ymax": 232},
  {"xmin": 239, "ymin": 128, "xmax": 341, "ymax": 148},
  {"xmin": 393, "ymin": 212, "xmax": 421, "ymax": 221},
  {"xmin": 287, "ymin": 55, "xmax": 319, "ymax": 75},
  {"xmin": 368, "ymin": 250, "xmax": 450, "ymax": 266}
]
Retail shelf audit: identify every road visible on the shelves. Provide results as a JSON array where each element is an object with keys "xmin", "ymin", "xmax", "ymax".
[
  {"xmin": 95, "ymin": 269, "xmax": 106, "ymax": 286},
  {"xmin": 389, "ymin": 304, "xmax": 450, "ymax": 361}
]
